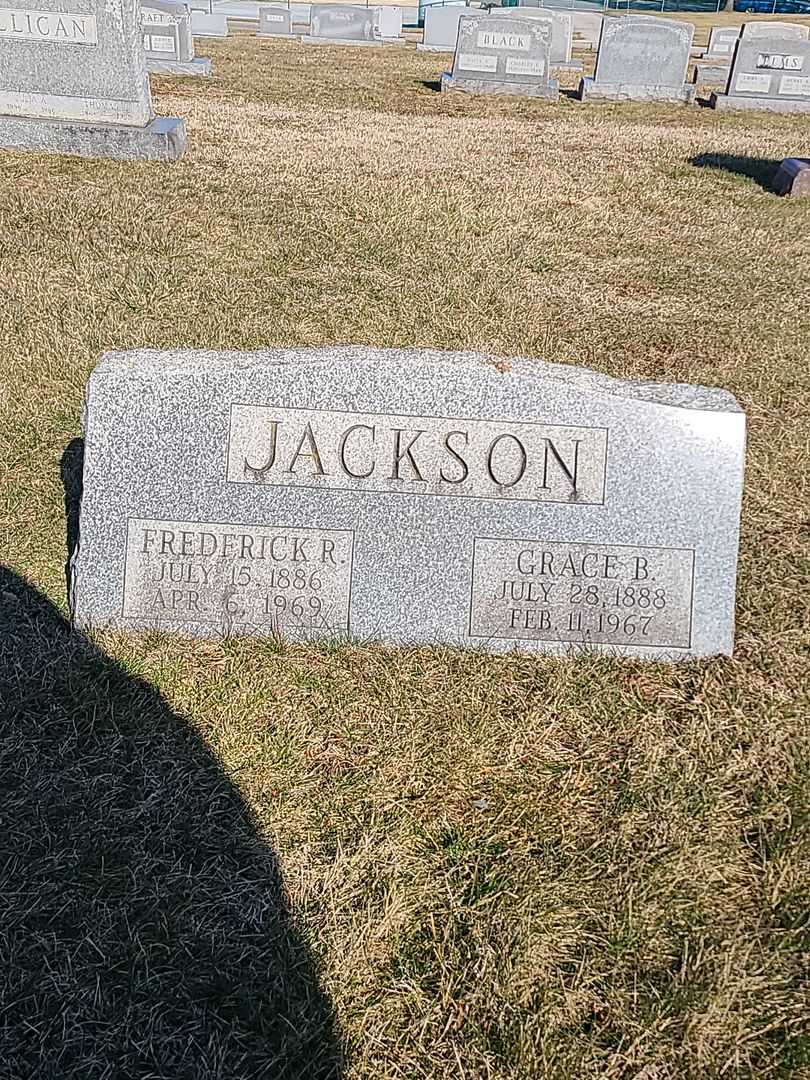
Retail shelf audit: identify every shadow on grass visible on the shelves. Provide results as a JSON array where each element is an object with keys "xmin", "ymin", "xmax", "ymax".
[
  {"xmin": 420, "ymin": 78, "xmax": 442, "ymax": 93},
  {"xmin": 0, "ymin": 565, "xmax": 343, "ymax": 1080},
  {"xmin": 689, "ymin": 153, "xmax": 782, "ymax": 193}
]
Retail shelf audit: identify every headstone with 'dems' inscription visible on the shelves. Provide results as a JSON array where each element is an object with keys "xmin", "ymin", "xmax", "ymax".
[
  {"xmin": 0, "ymin": 0, "xmax": 186, "ymax": 159},
  {"xmin": 71, "ymin": 347, "xmax": 745, "ymax": 661},
  {"xmin": 142, "ymin": 0, "xmax": 212, "ymax": 76},
  {"xmin": 441, "ymin": 13, "xmax": 559, "ymax": 99},
  {"xmin": 711, "ymin": 31, "xmax": 810, "ymax": 112},
  {"xmin": 579, "ymin": 14, "xmax": 695, "ymax": 104}
]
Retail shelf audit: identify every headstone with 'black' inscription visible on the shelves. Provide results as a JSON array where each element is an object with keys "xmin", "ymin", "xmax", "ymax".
[
  {"xmin": 71, "ymin": 347, "xmax": 745, "ymax": 660},
  {"xmin": 441, "ymin": 13, "xmax": 559, "ymax": 98},
  {"xmin": 0, "ymin": 0, "xmax": 186, "ymax": 158}
]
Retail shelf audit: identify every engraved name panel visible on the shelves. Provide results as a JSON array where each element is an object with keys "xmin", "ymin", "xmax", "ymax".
[
  {"xmin": 469, "ymin": 538, "xmax": 694, "ymax": 649},
  {"xmin": 0, "ymin": 7, "xmax": 98, "ymax": 44},
  {"xmin": 123, "ymin": 518, "xmax": 354, "ymax": 637},
  {"xmin": 227, "ymin": 405, "xmax": 608, "ymax": 505}
]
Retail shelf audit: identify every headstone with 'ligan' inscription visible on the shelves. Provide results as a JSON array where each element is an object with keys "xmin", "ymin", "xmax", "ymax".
[
  {"xmin": 441, "ymin": 13, "xmax": 559, "ymax": 98},
  {"xmin": 0, "ymin": 0, "xmax": 186, "ymax": 158},
  {"xmin": 71, "ymin": 347, "xmax": 745, "ymax": 660}
]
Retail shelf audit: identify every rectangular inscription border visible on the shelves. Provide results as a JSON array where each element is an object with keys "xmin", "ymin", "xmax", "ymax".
[
  {"xmin": 120, "ymin": 516, "xmax": 356, "ymax": 636},
  {"xmin": 225, "ymin": 402, "xmax": 610, "ymax": 507},
  {"xmin": 467, "ymin": 535, "xmax": 696, "ymax": 650}
]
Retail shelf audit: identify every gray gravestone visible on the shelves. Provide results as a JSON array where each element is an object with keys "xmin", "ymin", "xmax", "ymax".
[
  {"xmin": 302, "ymin": 4, "xmax": 377, "ymax": 44},
  {"xmin": 0, "ymin": 0, "xmax": 185, "ymax": 159},
  {"xmin": 500, "ymin": 8, "xmax": 581, "ymax": 70},
  {"xmin": 701, "ymin": 24, "xmax": 740, "ymax": 59},
  {"xmin": 142, "ymin": 0, "xmax": 212, "ymax": 75},
  {"xmin": 71, "ymin": 347, "xmax": 745, "ymax": 661},
  {"xmin": 418, "ymin": 4, "xmax": 468, "ymax": 51},
  {"xmin": 257, "ymin": 5, "xmax": 292, "ymax": 36},
  {"xmin": 693, "ymin": 61, "xmax": 729, "ymax": 85},
  {"xmin": 740, "ymin": 20, "xmax": 808, "ymax": 41},
  {"xmin": 572, "ymin": 10, "xmax": 602, "ymax": 52},
  {"xmin": 190, "ymin": 8, "xmax": 227, "ymax": 34},
  {"xmin": 711, "ymin": 32, "xmax": 810, "ymax": 111},
  {"xmin": 375, "ymin": 5, "xmax": 403, "ymax": 40},
  {"xmin": 579, "ymin": 14, "xmax": 695, "ymax": 104},
  {"xmin": 441, "ymin": 13, "xmax": 559, "ymax": 98}
]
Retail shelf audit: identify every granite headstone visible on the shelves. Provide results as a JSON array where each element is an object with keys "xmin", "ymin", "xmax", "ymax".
[
  {"xmin": 257, "ymin": 4, "xmax": 293, "ymax": 36},
  {"xmin": 701, "ymin": 24, "xmax": 740, "ymax": 59},
  {"xmin": 374, "ymin": 4, "xmax": 403, "ymax": 40},
  {"xmin": 441, "ymin": 13, "xmax": 559, "ymax": 98},
  {"xmin": 579, "ymin": 14, "xmax": 695, "ymax": 104},
  {"xmin": 500, "ymin": 7, "xmax": 581, "ymax": 70},
  {"xmin": 142, "ymin": 0, "xmax": 212, "ymax": 75},
  {"xmin": 71, "ymin": 347, "xmax": 745, "ymax": 661},
  {"xmin": 418, "ymin": 3, "xmax": 468, "ymax": 51},
  {"xmin": 711, "ymin": 32, "xmax": 810, "ymax": 112},
  {"xmin": 773, "ymin": 156, "xmax": 810, "ymax": 196},
  {"xmin": 190, "ymin": 8, "xmax": 227, "ymax": 34},
  {"xmin": 0, "ymin": 0, "xmax": 185, "ymax": 159},
  {"xmin": 302, "ymin": 3, "xmax": 377, "ymax": 43},
  {"xmin": 740, "ymin": 20, "xmax": 808, "ymax": 41}
]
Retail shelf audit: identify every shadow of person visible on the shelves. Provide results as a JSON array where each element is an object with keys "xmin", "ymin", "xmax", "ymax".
[
  {"xmin": 0, "ymin": 566, "xmax": 343, "ymax": 1080},
  {"xmin": 689, "ymin": 152, "xmax": 783, "ymax": 193}
]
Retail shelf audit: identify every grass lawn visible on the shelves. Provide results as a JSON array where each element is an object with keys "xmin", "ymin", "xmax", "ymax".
[{"xmin": 1, "ymin": 22, "xmax": 809, "ymax": 1080}]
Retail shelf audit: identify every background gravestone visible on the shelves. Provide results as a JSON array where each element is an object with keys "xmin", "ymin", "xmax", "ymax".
[
  {"xmin": 71, "ymin": 347, "xmax": 745, "ymax": 661},
  {"xmin": 374, "ymin": 5, "xmax": 403, "ymax": 41},
  {"xmin": 579, "ymin": 14, "xmax": 695, "ymax": 104},
  {"xmin": 711, "ymin": 32, "xmax": 810, "ymax": 112},
  {"xmin": 0, "ymin": 0, "xmax": 185, "ymax": 159},
  {"xmin": 257, "ymin": 5, "xmax": 293, "ymax": 36},
  {"xmin": 418, "ymin": 4, "xmax": 469, "ymax": 51},
  {"xmin": 740, "ymin": 20, "xmax": 808, "ymax": 41},
  {"xmin": 572, "ymin": 10, "xmax": 602, "ymax": 52},
  {"xmin": 142, "ymin": 0, "xmax": 212, "ymax": 76},
  {"xmin": 702, "ymin": 24, "xmax": 740, "ymax": 59},
  {"xmin": 441, "ymin": 13, "xmax": 559, "ymax": 99},
  {"xmin": 500, "ymin": 8, "xmax": 581, "ymax": 70},
  {"xmin": 190, "ymin": 7, "xmax": 228, "ymax": 35},
  {"xmin": 302, "ymin": 4, "xmax": 378, "ymax": 44}
]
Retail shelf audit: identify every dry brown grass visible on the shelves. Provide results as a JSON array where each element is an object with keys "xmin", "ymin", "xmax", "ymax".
[{"xmin": 1, "ymin": 28, "xmax": 809, "ymax": 1080}]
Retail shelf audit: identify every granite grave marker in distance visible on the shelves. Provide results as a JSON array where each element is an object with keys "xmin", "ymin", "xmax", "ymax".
[
  {"xmin": 142, "ymin": 0, "xmax": 212, "ymax": 76},
  {"xmin": 71, "ymin": 347, "xmax": 745, "ymax": 661},
  {"xmin": 740, "ymin": 19, "xmax": 809, "ymax": 41},
  {"xmin": 418, "ymin": 3, "xmax": 469, "ymax": 51},
  {"xmin": 302, "ymin": 4, "xmax": 377, "ymax": 44},
  {"xmin": 374, "ymin": 4, "xmax": 404, "ymax": 42},
  {"xmin": 190, "ymin": 6, "xmax": 227, "ymax": 35},
  {"xmin": 257, "ymin": 5, "xmax": 293, "ymax": 36},
  {"xmin": 441, "ymin": 13, "xmax": 559, "ymax": 98},
  {"xmin": 0, "ymin": 0, "xmax": 185, "ymax": 159},
  {"xmin": 701, "ymin": 24, "xmax": 740, "ymax": 58},
  {"xmin": 711, "ymin": 32, "xmax": 810, "ymax": 111},
  {"xmin": 500, "ymin": 8, "xmax": 582, "ymax": 70},
  {"xmin": 578, "ymin": 14, "xmax": 695, "ymax": 103}
]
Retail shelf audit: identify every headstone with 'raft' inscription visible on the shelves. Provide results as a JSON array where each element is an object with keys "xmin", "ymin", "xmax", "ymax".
[
  {"xmin": 71, "ymin": 347, "xmax": 745, "ymax": 661},
  {"xmin": 142, "ymin": 0, "xmax": 212, "ymax": 76},
  {"xmin": 0, "ymin": 0, "xmax": 186, "ymax": 159}
]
